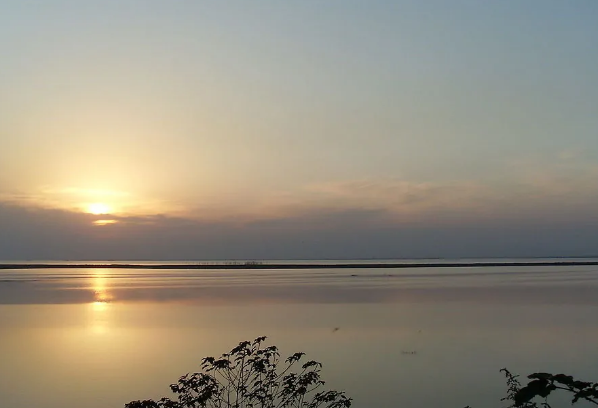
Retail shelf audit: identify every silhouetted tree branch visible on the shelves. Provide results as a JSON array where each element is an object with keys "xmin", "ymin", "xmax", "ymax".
[
  {"xmin": 495, "ymin": 369, "xmax": 598, "ymax": 408},
  {"xmin": 125, "ymin": 336, "xmax": 351, "ymax": 408}
]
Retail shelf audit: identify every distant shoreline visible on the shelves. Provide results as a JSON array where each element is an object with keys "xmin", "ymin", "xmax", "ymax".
[{"xmin": 1, "ymin": 261, "xmax": 598, "ymax": 270}]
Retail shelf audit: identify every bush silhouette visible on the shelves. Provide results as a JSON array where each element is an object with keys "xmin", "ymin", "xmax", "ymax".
[
  {"xmin": 125, "ymin": 336, "xmax": 597, "ymax": 408},
  {"xmin": 468, "ymin": 369, "xmax": 598, "ymax": 408},
  {"xmin": 125, "ymin": 336, "xmax": 352, "ymax": 408}
]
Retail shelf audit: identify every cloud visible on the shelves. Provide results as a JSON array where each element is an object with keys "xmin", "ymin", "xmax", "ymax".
[
  {"xmin": 2, "ymin": 151, "xmax": 598, "ymax": 260},
  {"xmin": 0, "ymin": 185, "xmax": 181, "ymax": 216},
  {"xmin": 1, "ymin": 193, "xmax": 598, "ymax": 260},
  {"xmin": 3, "ymin": 148, "xmax": 597, "ymax": 226}
]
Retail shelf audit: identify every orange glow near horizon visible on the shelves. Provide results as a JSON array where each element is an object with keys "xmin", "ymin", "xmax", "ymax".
[{"xmin": 93, "ymin": 219, "xmax": 118, "ymax": 226}]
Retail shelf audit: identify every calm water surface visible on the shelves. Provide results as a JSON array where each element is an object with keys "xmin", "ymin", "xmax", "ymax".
[{"xmin": 1, "ymin": 262, "xmax": 598, "ymax": 408}]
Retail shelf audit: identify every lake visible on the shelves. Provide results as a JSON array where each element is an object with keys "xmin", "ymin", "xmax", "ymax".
[{"xmin": 1, "ymin": 260, "xmax": 598, "ymax": 407}]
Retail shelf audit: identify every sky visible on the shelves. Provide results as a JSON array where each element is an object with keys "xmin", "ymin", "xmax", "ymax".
[{"xmin": 1, "ymin": 1, "xmax": 598, "ymax": 260}]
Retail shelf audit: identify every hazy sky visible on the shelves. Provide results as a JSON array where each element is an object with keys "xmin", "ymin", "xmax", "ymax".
[{"xmin": 1, "ymin": 1, "xmax": 597, "ymax": 259}]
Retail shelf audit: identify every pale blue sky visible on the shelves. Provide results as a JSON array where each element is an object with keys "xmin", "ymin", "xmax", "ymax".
[{"xmin": 1, "ymin": 1, "xmax": 597, "ymax": 258}]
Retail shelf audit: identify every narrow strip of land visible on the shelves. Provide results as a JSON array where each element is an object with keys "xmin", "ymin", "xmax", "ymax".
[{"xmin": 1, "ymin": 261, "xmax": 597, "ymax": 270}]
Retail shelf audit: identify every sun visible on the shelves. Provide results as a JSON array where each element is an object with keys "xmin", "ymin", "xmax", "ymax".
[{"xmin": 87, "ymin": 202, "xmax": 111, "ymax": 215}]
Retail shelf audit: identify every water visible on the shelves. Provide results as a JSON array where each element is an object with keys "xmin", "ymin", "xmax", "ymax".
[{"xmin": 1, "ymin": 260, "xmax": 598, "ymax": 407}]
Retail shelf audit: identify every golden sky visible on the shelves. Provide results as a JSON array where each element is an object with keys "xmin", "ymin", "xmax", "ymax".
[{"xmin": 1, "ymin": 1, "xmax": 598, "ymax": 259}]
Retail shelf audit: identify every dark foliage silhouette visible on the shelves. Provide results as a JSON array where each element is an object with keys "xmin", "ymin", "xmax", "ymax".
[
  {"xmin": 498, "ymin": 369, "xmax": 598, "ymax": 407},
  {"xmin": 125, "ymin": 336, "xmax": 351, "ymax": 408}
]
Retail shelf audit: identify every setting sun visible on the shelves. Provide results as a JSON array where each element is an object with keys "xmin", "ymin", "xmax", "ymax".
[{"xmin": 87, "ymin": 202, "xmax": 111, "ymax": 215}]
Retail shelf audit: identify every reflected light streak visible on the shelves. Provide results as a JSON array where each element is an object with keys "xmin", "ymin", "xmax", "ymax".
[
  {"xmin": 89, "ymin": 269, "xmax": 114, "ymax": 334},
  {"xmin": 93, "ymin": 272, "xmax": 114, "ymax": 303}
]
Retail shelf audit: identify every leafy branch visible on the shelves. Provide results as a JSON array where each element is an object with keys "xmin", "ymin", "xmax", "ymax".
[
  {"xmin": 499, "ymin": 369, "xmax": 598, "ymax": 408},
  {"xmin": 125, "ymin": 336, "xmax": 351, "ymax": 408}
]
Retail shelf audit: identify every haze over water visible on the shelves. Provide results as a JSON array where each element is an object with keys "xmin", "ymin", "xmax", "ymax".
[{"xmin": 1, "ymin": 260, "xmax": 598, "ymax": 408}]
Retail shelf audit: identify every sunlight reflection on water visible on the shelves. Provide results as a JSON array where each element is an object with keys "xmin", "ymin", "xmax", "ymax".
[
  {"xmin": 1, "ymin": 265, "xmax": 598, "ymax": 408},
  {"xmin": 88, "ymin": 270, "xmax": 114, "ymax": 334}
]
